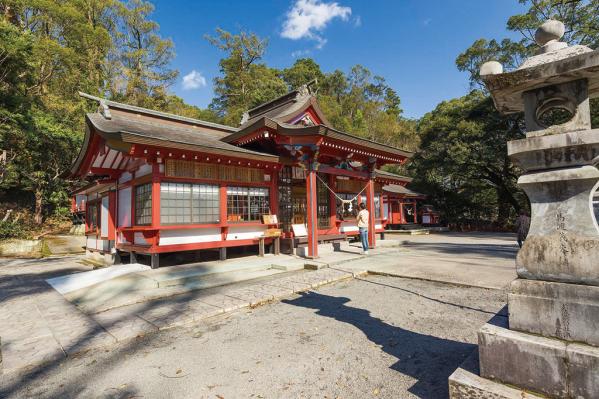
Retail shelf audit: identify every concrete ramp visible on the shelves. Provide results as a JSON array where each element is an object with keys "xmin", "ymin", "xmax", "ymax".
[{"xmin": 46, "ymin": 263, "xmax": 150, "ymax": 295}]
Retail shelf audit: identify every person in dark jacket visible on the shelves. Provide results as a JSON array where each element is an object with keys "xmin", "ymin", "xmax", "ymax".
[{"xmin": 515, "ymin": 210, "xmax": 531, "ymax": 248}]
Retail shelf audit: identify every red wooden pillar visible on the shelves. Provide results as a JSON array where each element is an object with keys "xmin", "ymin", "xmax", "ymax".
[
  {"xmin": 108, "ymin": 190, "xmax": 117, "ymax": 241},
  {"xmin": 366, "ymin": 178, "xmax": 376, "ymax": 248},
  {"xmin": 269, "ymin": 169, "xmax": 279, "ymax": 217},
  {"xmin": 306, "ymin": 168, "xmax": 318, "ymax": 258},
  {"xmin": 399, "ymin": 202, "xmax": 405, "ymax": 224},
  {"xmin": 219, "ymin": 184, "xmax": 227, "ymax": 235},
  {"xmin": 413, "ymin": 200, "xmax": 418, "ymax": 223}
]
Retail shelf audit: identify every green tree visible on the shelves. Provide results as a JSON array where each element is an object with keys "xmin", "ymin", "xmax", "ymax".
[
  {"xmin": 410, "ymin": 92, "xmax": 527, "ymax": 227},
  {"xmin": 0, "ymin": 0, "xmax": 216, "ymax": 230},
  {"xmin": 109, "ymin": 0, "xmax": 178, "ymax": 107},
  {"xmin": 443, "ymin": 0, "xmax": 599, "ymax": 228},
  {"xmin": 0, "ymin": 1, "xmax": 114, "ymax": 224},
  {"xmin": 315, "ymin": 65, "xmax": 418, "ymax": 151},
  {"xmin": 281, "ymin": 58, "xmax": 324, "ymax": 89},
  {"xmin": 151, "ymin": 89, "xmax": 221, "ymax": 122},
  {"xmin": 457, "ymin": 0, "xmax": 599, "ymax": 89},
  {"xmin": 206, "ymin": 28, "xmax": 288, "ymax": 125}
]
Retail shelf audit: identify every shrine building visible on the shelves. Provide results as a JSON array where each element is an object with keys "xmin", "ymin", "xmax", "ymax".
[{"xmin": 68, "ymin": 83, "xmax": 416, "ymax": 267}]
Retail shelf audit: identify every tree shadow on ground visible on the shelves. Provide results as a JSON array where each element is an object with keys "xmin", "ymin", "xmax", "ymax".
[
  {"xmin": 283, "ymin": 291, "xmax": 476, "ymax": 399},
  {"xmin": 399, "ymin": 241, "xmax": 518, "ymax": 260}
]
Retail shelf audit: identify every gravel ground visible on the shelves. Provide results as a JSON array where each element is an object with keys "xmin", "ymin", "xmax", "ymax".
[{"xmin": 0, "ymin": 275, "xmax": 506, "ymax": 399}]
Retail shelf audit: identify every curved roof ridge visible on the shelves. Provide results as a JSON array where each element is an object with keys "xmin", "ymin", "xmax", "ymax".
[{"xmin": 79, "ymin": 92, "xmax": 238, "ymax": 133}]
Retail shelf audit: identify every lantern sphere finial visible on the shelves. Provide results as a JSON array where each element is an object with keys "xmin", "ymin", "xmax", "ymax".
[
  {"xmin": 480, "ymin": 61, "xmax": 503, "ymax": 76},
  {"xmin": 535, "ymin": 19, "xmax": 565, "ymax": 47}
]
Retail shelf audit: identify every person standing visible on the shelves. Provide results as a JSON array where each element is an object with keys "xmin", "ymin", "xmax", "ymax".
[
  {"xmin": 357, "ymin": 202, "xmax": 370, "ymax": 255},
  {"xmin": 515, "ymin": 210, "xmax": 531, "ymax": 248}
]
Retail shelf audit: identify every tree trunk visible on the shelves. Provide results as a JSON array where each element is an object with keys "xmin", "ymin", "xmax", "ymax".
[
  {"xmin": 496, "ymin": 185, "xmax": 520, "ymax": 227},
  {"xmin": 34, "ymin": 189, "xmax": 43, "ymax": 225}
]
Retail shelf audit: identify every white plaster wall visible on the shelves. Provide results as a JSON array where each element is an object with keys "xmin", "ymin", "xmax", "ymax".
[
  {"xmin": 87, "ymin": 237, "xmax": 107, "ymax": 250},
  {"xmin": 119, "ymin": 172, "xmax": 132, "ymax": 184},
  {"xmin": 159, "ymin": 228, "xmax": 222, "ymax": 246},
  {"xmin": 101, "ymin": 196, "xmax": 109, "ymax": 237},
  {"xmin": 117, "ymin": 232, "xmax": 131, "ymax": 245},
  {"xmin": 136, "ymin": 163, "xmax": 152, "ymax": 177},
  {"xmin": 117, "ymin": 187, "xmax": 132, "ymax": 228},
  {"xmin": 340, "ymin": 224, "xmax": 359, "ymax": 233},
  {"xmin": 227, "ymin": 225, "xmax": 267, "ymax": 240},
  {"xmin": 134, "ymin": 233, "xmax": 149, "ymax": 246}
]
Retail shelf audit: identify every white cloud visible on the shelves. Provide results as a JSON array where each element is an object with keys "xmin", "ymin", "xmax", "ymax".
[
  {"xmin": 353, "ymin": 15, "xmax": 361, "ymax": 27},
  {"xmin": 291, "ymin": 49, "xmax": 312, "ymax": 58},
  {"xmin": 182, "ymin": 70, "xmax": 207, "ymax": 90},
  {"xmin": 281, "ymin": 0, "xmax": 351, "ymax": 47}
]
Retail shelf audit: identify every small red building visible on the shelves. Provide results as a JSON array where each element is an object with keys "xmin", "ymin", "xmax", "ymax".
[
  {"xmin": 382, "ymin": 184, "xmax": 440, "ymax": 227},
  {"xmin": 68, "ymin": 84, "xmax": 414, "ymax": 267}
]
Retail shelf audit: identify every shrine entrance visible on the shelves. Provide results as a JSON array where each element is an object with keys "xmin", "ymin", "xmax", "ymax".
[{"xmin": 277, "ymin": 166, "xmax": 336, "ymax": 237}]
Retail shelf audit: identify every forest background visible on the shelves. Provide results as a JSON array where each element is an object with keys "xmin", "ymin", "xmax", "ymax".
[{"xmin": 0, "ymin": 0, "xmax": 597, "ymax": 238}]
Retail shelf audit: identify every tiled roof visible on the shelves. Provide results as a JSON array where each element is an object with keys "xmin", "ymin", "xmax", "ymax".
[{"xmin": 87, "ymin": 113, "xmax": 278, "ymax": 161}]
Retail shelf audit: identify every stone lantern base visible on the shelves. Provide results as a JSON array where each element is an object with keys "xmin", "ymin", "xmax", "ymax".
[{"xmin": 448, "ymin": 280, "xmax": 599, "ymax": 398}]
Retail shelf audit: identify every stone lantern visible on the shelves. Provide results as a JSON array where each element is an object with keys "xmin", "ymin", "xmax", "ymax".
[{"xmin": 449, "ymin": 20, "xmax": 599, "ymax": 398}]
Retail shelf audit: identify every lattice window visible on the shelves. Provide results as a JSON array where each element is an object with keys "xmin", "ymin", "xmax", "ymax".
[
  {"xmin": 336, "ymin": 193, "xmax": 358, "ymax": 221},
  {"xmin": 220, "ymin": 166, "xmax": 264, "ymax": 183},
  {"xmin": 165, "ymin": 159, "xmax": 264, "ymax": 183},
  {"xmin": 336, "ymin": 178, "xmax": 366, "ymax": 193},
  {"xmin": 227, "ymin": 186, "xmax": 270, "ymax": 222},
  {"xmin": 87, "ymin": 202, "xmax": 99, "ymax": 230},
  {"xmin": 278, "ymin": 166, "xmax": 293, "ymax": 232},
  {"xmin": 374, "ymin": 194, "xmax": 381, "ymax": 219},
  {"xmin": 160, "ymin": 182, "xmax": 219, "ymax": 225},
  {"xmin": 135, "ymin": 183, "xmax": 152, "ymax": 225},
  {"xmin": 317, "ymin": 173, "xmax": 330, "ymax": 228}
]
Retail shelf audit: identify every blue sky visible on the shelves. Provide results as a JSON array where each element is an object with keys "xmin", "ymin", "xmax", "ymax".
[{"xmin": 151, "ymin": 0, "xmax": 526, "ymax": 119}]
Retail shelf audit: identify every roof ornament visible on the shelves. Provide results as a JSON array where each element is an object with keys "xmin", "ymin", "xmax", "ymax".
[
  {"xmin": 297, "ymin": 79, "xmax": 318, "ymax": 98},
  {"xmin": 534, "ymin": 19, "xmax": 567, "ymax": 53},
  {"xmin": 240, "ymin": 111, "xmax": 250, "ymax": 126},
  {"xmin": 98, "ymin": 99, "xmax": 112, "ymax": 120}
]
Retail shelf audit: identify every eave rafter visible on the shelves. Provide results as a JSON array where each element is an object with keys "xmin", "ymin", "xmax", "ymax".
[{"xmin": 128, "ymin": 144, "xmax": 281, "ymax": 170}]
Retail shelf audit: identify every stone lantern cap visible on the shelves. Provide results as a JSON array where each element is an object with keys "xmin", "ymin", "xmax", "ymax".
[{"xmin": 480, "ymin": 20, "xmax": 599, "ymax": 115}]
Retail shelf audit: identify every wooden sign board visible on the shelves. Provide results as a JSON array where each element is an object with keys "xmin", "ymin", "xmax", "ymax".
[
  {"xmin": 262, "ymin": 214, "xmax": 278, "ymax": 224},
  {"xmin": 264, "ymin": 228, "xmax": 282, "ymax": 237},
  {"xmin": 292, "ymin": 223, "xmax": 308, "ymax": 237}
]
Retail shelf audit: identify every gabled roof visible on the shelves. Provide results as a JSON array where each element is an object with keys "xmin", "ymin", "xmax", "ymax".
[
  {"xmin": 85, "ymin": 112, "xmax": 278, "ymax": 161},
  {"xmin": 382, "ymin": 184, "xmax": 424, "ymax": 197},
  {"xmin": 238, "ymin": 80, "xmax": 331, "ymax": 128},
  {"xmin": 225, "ymin": 81, "xmax": 414, "ymax": 162},
  {"xmin": 79, "ymin": 92, "xmax": 237, "ymax": 135},
  {"xmin": 375, "ymin": 169, "xmax": 413, "ymax": 183},
  {"xmin": 224, "ymin": 117, "xmax": 414, "ymax": 159}
]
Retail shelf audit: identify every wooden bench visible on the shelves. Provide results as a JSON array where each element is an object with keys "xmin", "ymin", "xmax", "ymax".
[
  {"xmin": 258, "ymin": 236, "xmax": 280, "ymax": 257},
  {"xmin": 292, "ymin": 233, "xmax": 347, "ymax": 252}
]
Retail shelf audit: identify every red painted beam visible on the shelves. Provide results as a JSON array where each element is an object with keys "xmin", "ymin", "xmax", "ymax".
[
  {"xmin": 366, "ymin": 179, "xmax": 376, "ymax": 248},
  {"xmin": 116, "ymin": 238, "xmax": 273, "ymax": 254}
]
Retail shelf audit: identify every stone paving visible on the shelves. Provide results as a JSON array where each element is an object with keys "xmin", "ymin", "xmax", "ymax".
[
  {"xmin": 0, "ymin": 254, "xmax": 364, "ymax": 374},
  {"xmin": 0, "ymin": 233, "xmax": 516, "ymax": 375}
]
